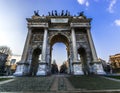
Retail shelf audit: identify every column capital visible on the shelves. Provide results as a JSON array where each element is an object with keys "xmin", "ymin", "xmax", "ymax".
[
  {"xmin": 71, "ymin": 27, "xmax": 75, "ymax": 30},
  {"xmin": 44, "ymin": 26, "xmax": 48, "ymax": 29},
  {"xmin": 44, "ymin": 27, "xmax": 48, "ymax": 32},
  {"xmin": 27, "ymin": 26, "xmax": 33, "ymax": 29},
  {"xmin": 85, "ymin": 27, "xmax": 91, "ymax": 30},
  {"xmin": 27, "ymin": 27, "xmax": 33, "ymax": 33},
  {"xmin": 44, "ymin": 27, "xmax": 48, "ymax": 29}
]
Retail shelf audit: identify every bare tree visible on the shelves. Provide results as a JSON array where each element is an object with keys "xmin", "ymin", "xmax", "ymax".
[
  {"xmin": 0, "ymin": 46, "xmax": 12, "ymax": 75},
  {"xmin": 60, "ymin": 62, "xmax": 68, "ymax": 73},
  {"xmin": 51, "ymin": 60, "xmax": 59, "ymax": 74},
  {"xmin": 0, "ymin": 46, "xmax": 12, "ymax": 56}
]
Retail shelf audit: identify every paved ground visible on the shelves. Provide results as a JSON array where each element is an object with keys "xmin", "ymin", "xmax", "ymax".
[
  {"xmin": 0, "ymin": 75, "xmax": 74, "ymax": 92},
  {"xmin": 0, "ymin": 76, "xmax": 54, "ymax": 92},
  {"xmin": 1, "ymin": 75, "xmax": 120, "ymax": 93},
  {"xmin": 0, "ymin": 79, "xmax": 15, "ymax": 84},
  {"xmin": 50, "ymin": 75, "xmax": 74, "ymax": 91}
]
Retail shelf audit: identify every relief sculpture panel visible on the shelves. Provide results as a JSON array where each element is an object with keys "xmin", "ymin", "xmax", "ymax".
[
  {"xmin": 33, "ymin": 34, "xmax": 43, "ymax": 41},
  {"xmin": 76, "ymin": 34, "xmax": 85, "ymax": 41}
]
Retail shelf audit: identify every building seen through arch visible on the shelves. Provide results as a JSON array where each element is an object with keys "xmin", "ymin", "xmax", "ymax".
[{"xmin": 14, "ymin": 11, "xmax": 105, "ymax": 76}]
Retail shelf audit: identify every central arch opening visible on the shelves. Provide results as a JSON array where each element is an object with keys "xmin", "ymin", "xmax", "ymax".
[
  {"xmin": 78, "ymin": 47, "xmax": 89, "ymax": 75},
  {"xmin": 50, "ymin": 34, "xmax": 70, "ymax": 74},
  {"xmin": 52, "ymin": 43, "xmax": 67, "ymax": 73}
]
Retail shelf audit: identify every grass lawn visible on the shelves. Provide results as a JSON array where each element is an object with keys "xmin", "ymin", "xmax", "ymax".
[
  {"xmin": 0, "ymin": 77, "xmax": 54, "ymax": 92},
  {"xmin": 106, "ymin": 76, "xmax": 120, "ymax": 79},
  {"xmin": 0, "ymin": 78, "xmax": 12, "ymax": 82},
  {"xmin": 67, "ymin": 75, "xmax": 120, "ymax": 90}
]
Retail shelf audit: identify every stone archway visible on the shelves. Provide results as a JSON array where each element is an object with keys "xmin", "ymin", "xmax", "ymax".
[
  {"xmin": 14, "ymin": 12, "xmax": 106, "ymax": 76},
  {"xmin": 50, "ymin": 33, "xmax": 71, "ymax": 74},
  {"xmin": 30, "ymin": 48, "xmax": 41, "ymax": 76}
]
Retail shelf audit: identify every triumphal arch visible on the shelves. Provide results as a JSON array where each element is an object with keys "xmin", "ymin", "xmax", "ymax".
[{"xmin": 14, "ymin": 11, "xmax": 105, "ymax": 76}]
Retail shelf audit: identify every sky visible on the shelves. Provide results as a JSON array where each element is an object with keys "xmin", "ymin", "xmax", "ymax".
[
  {"xmin": 52, "ymin": 43, "xmax": 67, "ymax": 66},
  {"xmin": 0, "ymin": 0, "xmax": 120, "ymax": 65}
]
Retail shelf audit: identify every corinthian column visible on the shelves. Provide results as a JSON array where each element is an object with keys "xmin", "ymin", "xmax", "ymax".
[
  {"xmin": 36, "ymin": 28, "xmax": 48, "ymax": 76},
  {"xmin": 21, "ymin": 27, "xmax": 32, "ymax": 62},
  {"xmin": 71, "ymin": 28, "xmax": 78, "ymax": 62},
  {"xmin": 41, "ymin": 28, "xmax": 48, "ymax": 62},
  {"xmin": 71, "ymin": 28, "xmax": 84, "ymax": 75},
  {"xmin": 14, "ymin": 27, "xmax": 32, "ymax": 76},
  {"xmin": 86, "ymin": 28, "xmax": 98, "ymax": 62}
]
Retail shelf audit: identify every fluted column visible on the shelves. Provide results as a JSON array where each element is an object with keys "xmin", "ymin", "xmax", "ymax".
[
  {"xmin": 86, "ymin": 28, "xmax": 98, "ymax": 62},
  {"xmin": 36, "ymin": 28, "xmax": 48, "ymax": 76},
  {"xmin": 41, "ymin": 28, "xmax": 48, "ymax": 62},
  {"xmin": 21, "ymin": 27, "xmax": 32, "ymax": 62},
  {"xmin": 14, "ymin": 28, "xmax": 32, "ymax": 76},
  {"xmin": 71, "ymin": 28, "xmax": 78, "ymax": 62}
]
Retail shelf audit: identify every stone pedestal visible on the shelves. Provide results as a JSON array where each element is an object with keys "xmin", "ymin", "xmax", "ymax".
[
  {"xmin": 14, "ymin": 62, "xmax": 29, "ymax": 76},
  {"xmin": 92, "ymin": 62, "xmax": 106, "ymax": 75},
  {"xmin": 36, "ymin": 62, "xmax": 48, "ymax": 76},
  {"xmin": 72, "ymin": 62, "xmax": 84, "ymax": 75}
]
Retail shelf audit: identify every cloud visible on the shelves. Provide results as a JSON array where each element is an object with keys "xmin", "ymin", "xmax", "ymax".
[
  {"xmin": 77, "ymin": 0, "xmax": 85, "ymax": 4},
  {"xmin": 114, "ymin": 19, "xmax": 120, "ymax": 26},
  {"xmin": 77, "ymin": 0, "xmax": 89, "ymax": 7},
  {"xmin": 108, "ymin": 0, "xmax": 117, "ymax": 13},
  {"xmin": 85, "ymin": 1, "xmax": 89, "ymax": 7},
  {"xmin": 94, "ymin": 0, "xmax": 99, "ymax": 2}
]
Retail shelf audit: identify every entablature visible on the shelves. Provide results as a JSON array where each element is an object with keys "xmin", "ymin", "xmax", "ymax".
[
  {"xmin": 28, "ymin": 22, "xmax": 48, "ymax": 28},
  {"xmin": 48, "ymin": 28, "xmax": 70, "ymax": 31},
  {"xmin": 70, "ymin": 23, "xmax": 90, "ymax": 28},
  {"xmin": 50, "ymin": 18, "xmax": 69, "ymax": 23},
  {"xmin": 26, "ymin": 12, "xmax": 92, "ymax": 28}
]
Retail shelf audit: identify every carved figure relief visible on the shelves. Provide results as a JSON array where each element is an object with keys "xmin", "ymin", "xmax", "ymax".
[
  {"xmin": 33, "ymin": 34, "xmax": 43, "ymax": 41},
  {"xmin": 76, "ymin": 34, "xmax": 86, "ymax": 41}
]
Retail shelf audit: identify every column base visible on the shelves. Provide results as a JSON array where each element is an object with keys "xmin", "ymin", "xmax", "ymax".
[
  {"xmin": 91, "ymin": 62, "xmax": 106, "ymax": 75},
  {"xmin": 36, "ymin": 62, "xmax": 48, "ymax": 76},
  {"xmin": 14, "ymin": 61, "xmax": 29, "ymax": 76},
  {"xmin": 72, "ymin": 62, "xmax": 84, "ymax": 75}
]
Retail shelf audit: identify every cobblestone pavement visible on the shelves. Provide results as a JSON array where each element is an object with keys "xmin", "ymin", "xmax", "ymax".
[
  {"xmin": 0, "ymin": 76, "xmax": 54, "ymax": 92},
  {"xmin": 0, "ymin": 75, "xmax": 74, "ymax": 92},
  {"xmin": 50, "ymin": 74, "xmax": 74, "ymax": 91},
  {"xmin": 1, "ymin": 75, "xmax": 120, "ymax": 93}
]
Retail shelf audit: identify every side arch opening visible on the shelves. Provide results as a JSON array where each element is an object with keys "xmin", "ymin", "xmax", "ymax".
[
  {"xmin": 78, "ymin": 47, "xmax": 89, "ymax": 75},
  {"xmin": 30, "ymin": 48, "xmax": 41, "ymax": 76}
]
